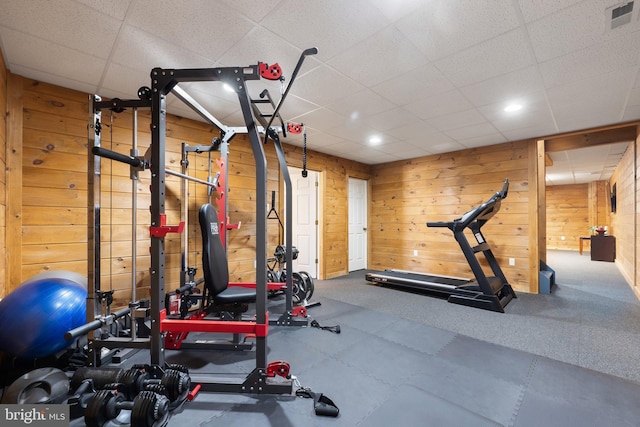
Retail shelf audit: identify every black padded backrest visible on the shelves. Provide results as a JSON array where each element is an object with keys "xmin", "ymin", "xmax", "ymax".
[{"xmin": 199, "ymin": 203, "xmax": 229, "ymax": 296}]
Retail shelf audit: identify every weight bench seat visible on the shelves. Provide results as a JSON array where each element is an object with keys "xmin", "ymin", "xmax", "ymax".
[{"xmin": 199, "ymin": 203, "xmax": 257, "ymax": 305}]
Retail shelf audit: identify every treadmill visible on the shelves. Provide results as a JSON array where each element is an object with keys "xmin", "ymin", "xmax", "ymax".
[{"xmin": 365, "ymin": 179, "xmax": 516, "ymax": 313}]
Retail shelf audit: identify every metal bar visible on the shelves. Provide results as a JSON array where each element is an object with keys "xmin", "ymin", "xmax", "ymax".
[
  {"xmin": 165, "ymin": 168, "xmax": 218, "ymax": 188},
  {"xmin": 172, "ymin": 85, "xmax": 228, "ymax": 131},
  {"xmin": 92, "ymin": 146, "xmax": 143, "ymax": 167},
  {"xmin": 172, "ymin": 85, "xmax": 276, "ymax": 136},
  {"xmin": 131, "ymin": 108, "xmax": 138, "ymax": 307},
  {"xmin": 265, "ymin": 47, "xmax": 318, "ymax": 131},
  {"xmin": 271, "ymin": 133, "xmax": 294, "ymax": 311},
  {"xmin": 65, "ymin": 307, "xmax": 131, "ymax": 340},
  {"xmin": 234, "ymin": 74, "xmax": 268, "ymax": 370},
  {"xmin": 180, "ymin": 142, "xmax": 188, "ymax": 290},
  {"xmin": 87, "ymin": 95, "xmax": 101, "ymax": 366},
  {"xmin": 149, "ymin": 71, "xmax": 170, "ymax": 367}
]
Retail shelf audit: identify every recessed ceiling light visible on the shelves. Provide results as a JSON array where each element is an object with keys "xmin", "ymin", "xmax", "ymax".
[
  {"xmin": 504, "ymin": 103, "xmax": 523, "ymax": 113},
  {"xmin": 369, "ymin": 136, "xmax": 382, "ymax": 145}
]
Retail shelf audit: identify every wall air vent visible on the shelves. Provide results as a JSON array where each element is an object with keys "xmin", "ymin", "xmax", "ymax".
[{"xmin": 607, "ymin": 1, "xmax": 635, "ymax": 30}]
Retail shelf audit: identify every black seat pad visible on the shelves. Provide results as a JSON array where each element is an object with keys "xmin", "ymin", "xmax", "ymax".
[
  {"xmin": 215, "ymin": 286, "xmax": 257, "ymax": 304},
  {"xmin": 199, "ymin": 203, "xmax": 256, "ymax": 304}
]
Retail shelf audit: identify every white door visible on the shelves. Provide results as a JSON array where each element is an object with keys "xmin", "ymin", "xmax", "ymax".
[
  {"xmin": 288, "ymin": 167, "xmax": 318, "ymax": 278},
  {"xmin": 349, "ymin": 178, "xmax": 367, "ymax": 271}
]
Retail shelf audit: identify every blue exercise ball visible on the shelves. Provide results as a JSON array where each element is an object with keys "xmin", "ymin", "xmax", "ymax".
[{"xmin": 0, "ymin": 277, "xmax": 87, "ymax": 359}]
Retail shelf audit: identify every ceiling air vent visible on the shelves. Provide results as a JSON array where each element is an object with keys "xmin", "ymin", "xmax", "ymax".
[{"xmin": 607, "ymin": 1, "xmax": 635, "ymax": 30}]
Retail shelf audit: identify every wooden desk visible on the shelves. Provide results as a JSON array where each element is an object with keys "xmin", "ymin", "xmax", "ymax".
[{"xmin": 579, "ymin": 236, "xmax": 590, "ymax": 255}]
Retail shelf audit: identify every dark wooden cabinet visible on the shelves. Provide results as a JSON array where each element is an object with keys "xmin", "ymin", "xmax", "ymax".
[{"xmin": 591, "ymin": 235, "xmax": 615, "ymax": 262}]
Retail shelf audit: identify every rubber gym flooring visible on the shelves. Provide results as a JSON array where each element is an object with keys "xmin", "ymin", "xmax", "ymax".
[{"xmin": 74, "ymin": 294, "xmax": 640, "ymax": 427}]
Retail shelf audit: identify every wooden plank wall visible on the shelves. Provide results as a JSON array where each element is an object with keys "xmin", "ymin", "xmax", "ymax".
[
  {"xmin": 588, "ymin": 180, "xmax": 611, "ymax": 232},
  {"xmin": 18, "ymin": 79, "xmax": 284, "ymax": 306},
  {"xmin": 4, "ymin": 72, "xmax": 639, "ymax": 300},
  {"xmin": 546, "ymin": 184, "xmax": 589, "ymax": 250},
  {"xmin": 0, "ymin": 52, "xmax": 6, "ymax": 298},
  {"xmin": 369, "ymin": 141, "xmax": 532, "ymax": 293},
  {"xmin": 636, "ymin": 131, "xmax": 640, "ymax": 298},
  {"xmin": 5, "ymin": 77, "xmax": 372, "ymax": 303},
  {"xmin": 610, "ymin": 139, "xmax": 636, "ymax": 288}
]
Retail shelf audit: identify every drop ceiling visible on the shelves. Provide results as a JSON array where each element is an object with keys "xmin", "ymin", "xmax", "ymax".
[{"xmin": 1, "ymin": 0, "xmax": 639, "ymax": 182}]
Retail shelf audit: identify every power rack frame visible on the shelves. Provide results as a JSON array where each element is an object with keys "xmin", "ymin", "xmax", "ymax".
[{"xmin": 86, "ymin": 48, "xmax": 318, "ymax": 394}]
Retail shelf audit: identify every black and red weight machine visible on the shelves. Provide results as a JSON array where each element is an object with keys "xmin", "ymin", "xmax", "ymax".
[
  {"xmin": 153, "ymin": 47, "xmax": 333, "ymax": 401},
  {"xmin": 77, "ymin": 49, "xmax": 339, "ymax": 416}
]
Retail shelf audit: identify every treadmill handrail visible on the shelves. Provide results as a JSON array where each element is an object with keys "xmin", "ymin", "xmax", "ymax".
[{"xmin": 427, "ymin": 179, "xmax": 509, "ymax": 230}]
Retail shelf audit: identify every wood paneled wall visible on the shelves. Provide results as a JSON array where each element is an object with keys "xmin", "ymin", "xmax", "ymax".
[
  {"xmin": 2, "ymin": 63, "xmax": 639, "ymax": 300},
  {"xmin": 636, "ymin": 133, "xmax": 640, "ymax": 297},
  {"xmin": 588, "ymin": 180, "xmax": 611, "ymax": 232},
  {"xmin": 368, "ymin": 141, "xmax": 532, "ymax": 293},
  {"xmin": 610, "ymin": 139, "xmax": 635, "ymax": 289},
  {"xmin": 0, "ymin": 52, "xmax": 6, "ymax": 298},
  {"xmin": 546, "ymin": 184, "xmax": 589, "ymax": 250},
  {"xmin": 3, "ymin": 76, "xmax": 372, "ymax": 303}
]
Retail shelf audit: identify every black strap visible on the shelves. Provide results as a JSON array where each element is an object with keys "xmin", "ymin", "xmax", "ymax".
[
  {"xmin": 310, "ymin": 319, "xmax": 340, "ymax": 334},
  {"xmin": 296, "ymin": 388, "xmax": 339, "ymax": 417}
]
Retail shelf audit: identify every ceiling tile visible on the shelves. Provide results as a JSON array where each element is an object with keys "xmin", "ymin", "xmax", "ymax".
[
  {"xmin": 368, "ymin": 0, "xmax": 425, "ymax": 22},
  {"xmin": 539, "ymin": 33, "xmax": 640, "ymax": 89},
  {"xmin": 395, "ymin": 0, "xmax": 520, "ymax": 61},
  {"xmin": 444, "ymin": 122, "xmax": 500, "ymax": 141},
  {"xmin": 364, "ymin": 107, "xmax": 423, "ymax": 132},
  {"xmin": 217, "ymin": 0, "xmax": 284, "ymax": 23},
  {"xmin": 289, "ymin": 65, "xmax": 364, "ymax": 107},
  {"xmin": 547, "ymin": 67, "xmax": 637, "ymax": 130},
  {"xmin": 110, "ymin": 26, "xmax": 213, "ymax": 75},
  {"xmin": 1, "ymin": 27, "xmax": 106, "ymax": 86},
  {"xmin": 100, "ymin": 62, "xmax": 151, "ymax": 98},
  {"xmin": 459, "ymin": 133, "xmax": 508, "ymax": 148},
  {"xmin": 328, "ymin": 26, "xmax": 428, "ymax": 87},
  {"xmin": 478, "ymin": 90, "xmax": 556, "ymax": 132},
  {"xmin": 427, "ymin": 108, "xmax": 488, "ymax": 132},
  {"xmin": 326, "ymin": 89, "xmax": 396, "ymax": 119},
  {"xmin": 371, "ymin": 64, "xmax": 455, "ymax": 106},
  {"xmin": 73, "ymin": 0, "xmax": 132, "ymax": 20},
  {"xmin": 516, "ymin": 0, "xmax": 584, "ymax": 23},
  {"xmin": 0, "ymin": 0, "xmax": 121, "ymax": 59},
  {"xmin": 259, "ymin": 0, "xmax": 390, "ymax": 60},
  {"xmin": 126, "ymin": 0, "xmax": 254, "ymax": 62},
  {"xmin": 290, "ymin": 107, "xmax": 346, "ymax": 131},
  {"xmin": 527, "ymin": 0, "xmax": 640, "ymax": 62},
  {"xmin": 434, "ymin": 29, "xmax": 536, "ymax": 87},
  {"xmin": 460, "ymin": 65, "xmax": 545, "ymax": 107},
  {"xmin": 9, "ymin": 64, "xmax": 99, "ymax": 95},
  {"xmin": 386, "ymin": 119, "xmax": 442, "ymax": 144},
  {"xmin": 216, "ymin": 26, "xmax": 318, "ymax": 75},
  {"xmin": 403, "ymin": 89, "xmax": 473, "ymax": 120}
]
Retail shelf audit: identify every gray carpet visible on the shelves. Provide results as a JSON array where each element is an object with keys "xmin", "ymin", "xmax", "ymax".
[{"xmin": 319, "ymin": 249, "xmax": 640, "ymax": 382}]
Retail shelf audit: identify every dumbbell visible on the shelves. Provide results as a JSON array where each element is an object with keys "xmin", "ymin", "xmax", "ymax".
[
  {"xmin": 68, "ymin": 367, "xmax": 125, "ymax": 419},
  {"xmin": 119, "ymin": 365, "xmax": 190, "ymax": 409},
  {"xmin": 84, "ymin": 388, "xmax": 169, "ymax": 427}
]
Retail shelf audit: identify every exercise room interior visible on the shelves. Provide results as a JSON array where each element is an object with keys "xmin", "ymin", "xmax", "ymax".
[{"xmin": 1, "ymin": 1, "xmax": 640, "ymax": 426}]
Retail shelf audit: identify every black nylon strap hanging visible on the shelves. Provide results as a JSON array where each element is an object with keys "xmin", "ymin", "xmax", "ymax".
[
  {"xmin": 294, "ymin": 379, "xmax": 340, "ymax": 417},
  {"xmin": 302, "ymin": 124, "xmax": 308, "ymax": 178}
]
